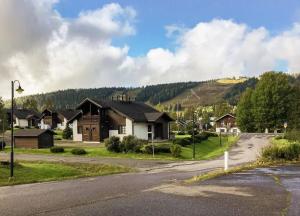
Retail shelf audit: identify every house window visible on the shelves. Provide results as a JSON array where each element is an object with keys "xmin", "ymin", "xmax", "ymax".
[
  {"xmin": 118, "ymin": 125, "xmax": 126, "ymax": 134},
  {"xmin": 78, "ymin": 126, "xmax": 82, "ymax": 134},
  {"xmin": 148, "ymin": 125, "xmax": 152, "ymax": 132}
]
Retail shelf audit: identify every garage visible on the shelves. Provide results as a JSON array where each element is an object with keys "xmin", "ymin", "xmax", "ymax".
[{"xmin": 14, "ymin": 129, "xmax": 55, "ymax": 149}]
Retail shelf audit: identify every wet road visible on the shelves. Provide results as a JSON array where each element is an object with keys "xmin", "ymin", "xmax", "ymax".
[{"xmin": 1, "ymin": 134, "xmax": 292, "ymax": 216}]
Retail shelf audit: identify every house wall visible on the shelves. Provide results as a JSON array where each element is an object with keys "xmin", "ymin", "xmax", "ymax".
[
  {"xmin": 108, "ymin": 118, "xmax": 133, "ymax": 141},
  {"xmin": 133, "ymin": 123, "xmax": 149, "ymax": 140},
  {"xmin": 15, "ymin": 118, "xmax": 29, "ymax": 128},
  {"xmin": 15, "ymin": 137, "xmax": 38, "ymax": 148},
  {"xmin": 40, "ymin": 119, "xmax": 51, "ymax": 130},
  {"xmin": 72, "ymin": 120, "xmax": 83, "ymax": 142},
  {"xmin": 57, "ymin": 117, "xmax": 68, "ymax": 130}
]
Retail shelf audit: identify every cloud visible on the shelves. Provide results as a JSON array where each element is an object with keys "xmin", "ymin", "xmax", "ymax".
[{"xmin": 1, "ymin": 1, "xmax": 300, "ymax": 99}]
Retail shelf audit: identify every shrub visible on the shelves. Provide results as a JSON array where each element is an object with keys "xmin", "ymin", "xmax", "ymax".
[
  {"xmin": 104, "ymin": 136, "xmax": 122, "ymax": 153},
  {"xmin": 177, "ymin": 131, "xmax": 185, "ymax": 135},
  {"xmin": 194, "ymin": 133, "xmax": 209, "ymax": 143},
  {"xmin": 0, "ymin": 141, "xmax": 5, "ymax": 150},
  {"xmin": 202, "ymin": 131, "xmax": 218, "ymax": 137},
  {"xmin": 170, "ymin": 144, "xmax": 182, "ymax": 158},
  {"xmin": 71, "ymin": 148, "xmax": 87, "ymax": 155},
  {"xmin": 121, "ymin": 135, "xmax": 145, "ymax": 153},
  {"xmin": 50, "ymin": 146, "xmax": 65, "ymax": 153},
  {"xmin": 188, "ymin": 130, "xmax": 199, "ymax": 136},
  {"xmin": 173, "ymin": 138, "xmax": 191, "ymax": 146},
  {"xmin": 274, "ymin": 135, "xmax": 284, "ymax": 140},
  {"xmin": 262, "ymin": 143, "xmax": 300, "ymax": 161},
  {"xmin": 62, "ymin": 125, "xmax": 73, "ymax": 140},
  {"xmin": 285, "ymin": 129, "xmax": 300, "ymax": 142},
  {"xmin": 143, "ymin": 143, "xmax": 171, "ymax": 154}
]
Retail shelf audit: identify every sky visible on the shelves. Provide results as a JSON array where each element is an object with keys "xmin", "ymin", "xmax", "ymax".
[{"xmin": 1, "ymin": 0, "xmax": 300, "ymax": 98}]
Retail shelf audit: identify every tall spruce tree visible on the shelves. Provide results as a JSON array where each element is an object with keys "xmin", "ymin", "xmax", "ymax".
[{"xmin": 236, "ymin": 88, "xmax": 255, "ymax": 132}]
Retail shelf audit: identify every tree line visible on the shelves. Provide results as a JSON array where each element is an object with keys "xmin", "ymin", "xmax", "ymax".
[{"xmin": 236, "ymin": 72, "xmax": 300, "ymax": 132}]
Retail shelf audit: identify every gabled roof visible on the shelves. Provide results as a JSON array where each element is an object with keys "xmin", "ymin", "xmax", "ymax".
[
  {"xmin": 58, "ymin": 110, "xmax": 82, "ymax": 121},
  {"xmin": 7, "ymin": 109, "xmax": 41, "ymax": 119},
  {"xmin": 71, "ymin": 98, "xmax": 173, "ymax": 123},
  {"xmin": 145, "ymin": 112, "xmax": 174, "ymax": 122},
  {"xmin": 215, "ymin": 113, "xmax": 236, "ymax": 122},
  {"xmin": 14, "ymin": 129, "xmax": 55, "ymax": 137}
]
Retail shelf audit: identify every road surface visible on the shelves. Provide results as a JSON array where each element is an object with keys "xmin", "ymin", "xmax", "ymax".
[{"xmin": 1, "ymin": 134, "xmax": 292, "ymax": 216}]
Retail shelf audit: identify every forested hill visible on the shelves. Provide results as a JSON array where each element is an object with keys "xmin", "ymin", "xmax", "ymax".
[
  {"xmin": 11, "ymin": 81, "xmax": 202, "ymax": 110},
  {"xmin": 9, "ymin": 76, "xmax": 286, "ymax": 111}
]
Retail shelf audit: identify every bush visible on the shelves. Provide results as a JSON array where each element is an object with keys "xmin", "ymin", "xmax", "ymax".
[
  {"xmin": 262, "ymin": 143, "xmax": 300, "ymax": 161},
  {"xmin": 71, "ymin": 148, "xmax": 87, "ymax": 155},
  {"xmin": 285, "ymin": 129, "xmax": 300, "ymax": 142},
  {"xmin": 121, "ymin": 135, "xmax": 145, "ymax": 153},
  {"xmin": 62, "ymin": 125, "xmax": 73, "ymax": 140},
  {"xmin": 202, "ymin": 131, "xmax": 218, "ymax": 137},
  {"xmin": 194, "ymin": 133, "xmax": 209, "ymax": 143},
  {"xmin": 104, "ymin": 136, "xmax": 122, "ymax": 153},
  {"xmin": 50, "ymin": 146, "xmax": 65, "ymax": 153},
  {"xmin": 274, "ymin": 135, "xmax": 284, "ymax": 140},
  {"xmin": 173, "ymin": 138, "xmax": 191, "ymax": 146},
  {"xmin": 143, "ymin": 143, "xmax": 171, "ymax": 154},
  {"xmin": 177, "ymin": 131, "xmax": 185, "ymax": 135},
  {"xmin": 0, "ymin": 141, "xmax": 5, "ymax": 150},
  {"xmin": 170, "ymin": 144, "xmax": 182, "ymax": 158},
  {"xmin": 188, "ymin": 130, "xmax": 199, "ymax": 136}
]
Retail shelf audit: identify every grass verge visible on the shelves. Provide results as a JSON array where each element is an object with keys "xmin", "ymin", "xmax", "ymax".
[
  {"xmin": 5, "ymin": 135, "xmax": 239, "ymax": 161},
  {"xmin": 0, "ymin": 161, "xmax": 132, "ymax": 186}
]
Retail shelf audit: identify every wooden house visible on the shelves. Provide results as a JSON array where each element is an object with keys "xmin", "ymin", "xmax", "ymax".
[
  {"xmin": 68, "ymin": 98, "xmax": 173, "ymax": 142},
  {"xmin": 14, "ymin": 129, "xmax": 55, "ymax": 149},
  {"xmin": 40, "ymin": 109, "xmax": 80, "ymax": 130},
  {"xmin": 215, "ymin": 113, "xmax": 240, "ymax": 133}
]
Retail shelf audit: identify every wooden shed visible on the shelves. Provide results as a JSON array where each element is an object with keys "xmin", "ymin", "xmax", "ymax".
[{"xmin": 14, "ymin": 129, "xmax": 55, "ymax": 149}]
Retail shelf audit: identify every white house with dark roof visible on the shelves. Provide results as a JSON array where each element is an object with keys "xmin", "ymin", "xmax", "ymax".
[
  {"xmin": 68, "ymin": 98, "xmax": 173, "ymax": 142},
  {"xmin": 6, "ymin": 109, "xmax": 41, "ymax": 128}
]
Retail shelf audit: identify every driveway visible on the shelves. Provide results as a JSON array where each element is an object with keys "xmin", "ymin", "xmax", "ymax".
[{"xmin": 0, "ymin": 134, "xmax": 281, "ymax": 216}]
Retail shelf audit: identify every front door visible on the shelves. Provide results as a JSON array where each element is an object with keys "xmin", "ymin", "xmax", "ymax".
[{"xmin": 82, "ymin": 124, "xmax": 99, "ymax": 142}]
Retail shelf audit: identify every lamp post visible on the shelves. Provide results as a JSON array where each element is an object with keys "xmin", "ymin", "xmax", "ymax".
[
  {"xmin": 0, "ymin": 119, "xmax": 4, "ymax": 150},
  {"xmin": 10, "ymin": 80, "xmax": 24, "ymax": 178}
]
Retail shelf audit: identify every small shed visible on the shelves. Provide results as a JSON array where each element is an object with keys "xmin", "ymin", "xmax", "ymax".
[{"xmin": 14, "ymin": 129, "xmax": 55, "ymax": 149}]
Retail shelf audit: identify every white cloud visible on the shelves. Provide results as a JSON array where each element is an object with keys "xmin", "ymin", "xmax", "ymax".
[{"xmin": 1, "ymin": 1, "xmax": 300, "ymax": 99}]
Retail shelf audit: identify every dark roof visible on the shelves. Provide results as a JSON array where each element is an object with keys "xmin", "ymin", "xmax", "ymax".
[
  {"xmin": 14, "ymin": 129, "xmax": 55, "ymax": 137},
  {"xmin": 7, "ymin": 109, "xmax": 41, "ymax": 119},
  {"xmin": 215, "ymin": 113, "xmax": 236, "ymax": 122},
  {"xmin": 74, "ymin": 98, "xmax": 173, "ymax": 122},
  {"xmin": 58, "ymin": 110, "xmax": 82, "ymax": 121},
  {"xmin": 145, "ymin": 112, "xmax": 173, "ymax": 122}
]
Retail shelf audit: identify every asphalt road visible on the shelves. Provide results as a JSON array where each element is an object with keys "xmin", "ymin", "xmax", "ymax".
[{"xmin": 1, "ymin": 134, "xmax": 293, "ymax": 216}]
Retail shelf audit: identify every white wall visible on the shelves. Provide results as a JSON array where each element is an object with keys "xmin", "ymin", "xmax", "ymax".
[
  {"xmin": 72, "ymin": 120, "xmax": 82, "ymax": 141},
  {"xmin": 15, "ymin": 118, "xmax": 28, "ymax": 128},
  {"xmin": 39, "ymin": 119, "xmax": 51, "ymax": 129},
  {"xmin": 108, "ymin": 118, "xmax": 133, "ymax": 141},
  {"xmin": 133, "ymin": 123, "xmax": 149, "ymax": 140},
  {"xmin": 216, "ymin": 127, "xmax": 227, "ymax": 133},
  {"xmin": 57, "ymin": 118, "xmax": 67, "ymax": 130}
]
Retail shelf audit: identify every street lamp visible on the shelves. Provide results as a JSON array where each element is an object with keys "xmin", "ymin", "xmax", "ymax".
[{"xmin": 10, "ymin": 80, "xmax": 24, "ymax": 178}]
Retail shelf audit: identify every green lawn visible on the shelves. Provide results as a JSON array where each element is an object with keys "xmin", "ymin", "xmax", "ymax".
[
  {"xmin": 0, "ymin": 161, "xmax": 131, "ymax": 186},
  {"xmin": 180, "ymin": 136, "xmax": 238, "ymax": 160},
  {"xmin": 6, "ymin": 135, "xmax": 239, "ymax": 161}
]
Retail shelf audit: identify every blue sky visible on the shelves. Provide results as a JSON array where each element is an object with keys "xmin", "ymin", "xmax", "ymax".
[{"xmin": 55, "ymin": 0, "xmax": 300, "ymax": 56}]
